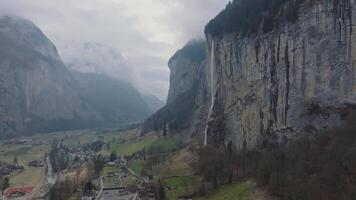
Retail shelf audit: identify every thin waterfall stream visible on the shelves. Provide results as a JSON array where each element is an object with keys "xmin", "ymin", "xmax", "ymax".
[{"xmin": 204, "ymin": 40, "xmax": 216, "ymax": 146}]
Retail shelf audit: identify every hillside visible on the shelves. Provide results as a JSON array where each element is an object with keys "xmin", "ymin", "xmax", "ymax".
[{"xmin": 0, "ymin": 16, "xmax": 154, "ymax": 138}]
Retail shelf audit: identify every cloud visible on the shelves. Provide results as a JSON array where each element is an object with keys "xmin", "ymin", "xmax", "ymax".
[{"xmin": 0, "ymin": 0, "xmax": 230, "ymax": 99}]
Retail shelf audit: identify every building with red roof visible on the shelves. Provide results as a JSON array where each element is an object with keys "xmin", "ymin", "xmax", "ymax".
[{"xmin": 3, "ymin": 186, "xmax": 33, "ymax": 200}]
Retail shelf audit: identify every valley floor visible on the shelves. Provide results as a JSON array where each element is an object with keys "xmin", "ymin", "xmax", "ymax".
[{"xmin": 0, "ymin": 128, "xmax": 271, "ymax": 200}]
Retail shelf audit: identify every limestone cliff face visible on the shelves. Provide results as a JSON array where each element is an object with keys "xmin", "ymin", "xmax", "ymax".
[
  {"xmin": 167, "ymin": 41, "xmax": 206, "ymax": 103},
  {"xmin": 142, "ymin": 41, "xmax": 208, "ymax": 140},
  {"xmin": 205, "ymin": 1, "xmax": 356, "ymax": 148}
]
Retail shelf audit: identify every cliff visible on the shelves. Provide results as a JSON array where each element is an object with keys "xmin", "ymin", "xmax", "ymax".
[
  {"xmin": 142, "ymin": 41, "xmax": 208, "ymax": 140},
  {"xmin": 0, "ymin": 16, "xmax": 96, "ymax": 138},
  {"xmin": 166, "ymin": 40, "xmax": 206, "ymax": 103},
  {"xmin": 204, "ymin": 0, "xmax": 356, "ymax": 148},
  {"xmin": 144, "ymin": 0, "xmax": 356, "ymax": 149}
]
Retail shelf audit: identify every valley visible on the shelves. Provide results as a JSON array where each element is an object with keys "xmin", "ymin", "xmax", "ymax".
[
  {"xmin": 0, "ymin": 128, "xmax": 269, "ymax": 200},
  {"xmin": 2, "ymin": 0, "xmax": 356, "ymax": 199}
]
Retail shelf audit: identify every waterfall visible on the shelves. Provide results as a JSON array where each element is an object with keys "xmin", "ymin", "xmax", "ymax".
[{"xmin": 204, "ymin": 40, "xmax": 216, "ymax": 146}]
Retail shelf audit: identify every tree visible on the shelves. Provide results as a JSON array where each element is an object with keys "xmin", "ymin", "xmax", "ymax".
[
  {"xmin": 84, "ymin": 181, "xmax": 93, "ymax": 193},
  {"xmin": 2, "ymin": 177, "xmax": 10, "ymax": 194},
  {"xmin": 155, "ymin": 179, "xmax": 166, "ymax": 200},
  {"xmin": 109, "ymin": 151, "xmax": 117, "ymax": 162},
  {"xmin": 93, "ymin": 155, "xmax": 105, "ymax": 176},
  {"xmin": 13, "ymin": 155, "xmax": 18, "ymax": 165}
]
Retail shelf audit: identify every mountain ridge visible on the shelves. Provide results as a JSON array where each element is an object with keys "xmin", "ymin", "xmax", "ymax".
[{"xmin": 0, "ymin": 16, "xmax": 155, "ymax": 138}]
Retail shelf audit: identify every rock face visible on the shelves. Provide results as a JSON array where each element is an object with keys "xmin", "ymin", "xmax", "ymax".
[
  {"xmin": 0, "ymin": 16, "xmax": 95, "ymax": 138},
  {"xmin": 167, "ymin": 40, "xmax": 206, "ymax": 103},
  {"xmin": 205, "ymin": 0, "xmax": 356, "ymax": 149},
  {"xmin": 142, "ymin": 41, "xmax": 208, "ymax": 140},
  {"xmin": 0, "ymin": 16, "xmax": 153, "ymax": 138},
  {"xmin": 145, "ymin": 0, "xmax": 356, "ymax": 149}
]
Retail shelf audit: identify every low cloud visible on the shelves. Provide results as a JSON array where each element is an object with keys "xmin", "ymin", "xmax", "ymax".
[{"xmin": 0, "ymin": 0, "xmax": 230, "ymax": 99}]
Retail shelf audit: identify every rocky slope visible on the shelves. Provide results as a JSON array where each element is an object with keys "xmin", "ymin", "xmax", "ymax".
[
  {"xmin": 204, "ymin": 0, "xmax": 356, "ymax": 148},
  {"xmin": 0, "ymin": 15, "xmax": 96, "ymax": 138},
  {"xmin": 0, "ymin": 16, "xmax": 153, "ymax": 138},
  {"xmin": 142, "ymin": 41, "xmax": 208, "ymax": 140}
]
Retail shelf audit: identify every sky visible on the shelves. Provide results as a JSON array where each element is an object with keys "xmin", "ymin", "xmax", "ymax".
[{"xmin": 0, "ymin": 0, "xmax": 230, "ymax": 100}]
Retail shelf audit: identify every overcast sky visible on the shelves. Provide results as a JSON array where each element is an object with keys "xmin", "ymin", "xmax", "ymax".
[{"xmin": 0, "ymin": 0, "xmax": 230, "ymax": 100}]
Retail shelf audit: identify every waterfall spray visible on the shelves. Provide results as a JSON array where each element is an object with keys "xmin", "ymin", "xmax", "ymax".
[{"xmin": 204, "ymin": 40, "xmax": 216, "ymax": 146}]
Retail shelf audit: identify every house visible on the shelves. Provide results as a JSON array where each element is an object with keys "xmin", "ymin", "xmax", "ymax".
[
  {"xmin": 28, "ymin": 160, "xmax": 44, "ymax": 167},
  {"xmin": 0, "ymin": 167, "xmax": 11, "ymax": 176},
  {"xmin": 139, "ymin": 182, "xmax": 156, "ymax": 200},
  {"xmin": 3, "ymin": 186, "xmax": 33, "ymax": 200}
]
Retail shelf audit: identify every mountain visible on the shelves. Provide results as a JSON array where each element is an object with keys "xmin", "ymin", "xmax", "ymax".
[
  {"xmin": 166, "ymin": 40, "xmax": 206, "ymax": 103},
  {"xmin": 141, "ymin": 94, "xmax": 164, "ymax": 113},
  {"xmin": 142, "ymin": 40, "xmax": 208, "ymax": 141},
  {"xmin": 144, "ymin": 0, "xmax": 356, "ymax": 149},
  {"xmin": 71, "ymin": 71, "xmax": 152, "ymax": 126},
  {"xmin": 0, "ymin": 16, "xmax": 152, "ymax": 138},
  {"xmin": 0, "ymin": 15, "xmax": 96, "ymax": 138}
]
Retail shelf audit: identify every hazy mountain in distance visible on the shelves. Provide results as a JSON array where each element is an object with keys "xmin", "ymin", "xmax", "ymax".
[
  {"xmin": 71, "ymin": 71, "xmax": 152, "ymax": 126},
  {"xmin": 141, "ymin": 94, "xmax": 165, "ymax": 113},
  {"xmin": 61, "ymin": 42, "xmax": 133, "ymax": 83}
]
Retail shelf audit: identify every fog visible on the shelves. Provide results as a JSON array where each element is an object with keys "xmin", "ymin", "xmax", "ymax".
[{"xmin": 0, "ymin": 0, "xmax": 230, "ymax": 99}]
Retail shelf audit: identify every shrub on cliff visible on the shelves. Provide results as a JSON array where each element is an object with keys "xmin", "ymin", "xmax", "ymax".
[{"xmin": 205, "ymin": 0, "xmax": 314, "ymax": 37}]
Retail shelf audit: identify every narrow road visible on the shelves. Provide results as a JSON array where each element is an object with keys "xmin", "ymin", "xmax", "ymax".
[
  {"xmin": 95, "ymin": 176, "xmax": 104, "ymax": 200},
  {"xmin": 38, "ymin": 154, "xmax": 57, "ymax": 197},
  {"xmin": 121, "ymin": 157, "xmax": 147, "ymax": 184}
]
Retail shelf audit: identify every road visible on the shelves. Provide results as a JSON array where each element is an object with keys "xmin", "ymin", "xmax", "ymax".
[
  {"xmin": 100, "ymin": 190, "xmax": 138, "ymax": 200},
  {"xmin": 39, "ymin": 155, "xmax": 57, "ymax": 197},
  {"xmin": 122, "ymin": 158, "xmax": 147, "ymax": 184}
]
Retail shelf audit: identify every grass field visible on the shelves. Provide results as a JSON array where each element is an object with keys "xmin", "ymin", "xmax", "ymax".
[
  {"xmin": 101, "ymin": 166, "xmax": 124, "ymax": 176},
  {"xmin": 197, "ymin": 181, "xmax": 257, "ymax": 200},
  {"xmin": 106, "ymin": 133, "xmax": 178, "ymax": 156},
  {"xmin": 108, "ymin": 133, "xmax": 158, "ymax": 156},
  {"xmin": 164, "ymin": 176, "xmax": 201, "ymax": 200},
  {"xmin": 129, "ymin": 160, "xmax": 144, "ymax": 175},
  {"xmin": 153, "ymin": 146, "xmax": 195, "ymax": 178},
  {"xmin": 0, "ymin": 140, "xmax": 47, "ymax": 196}
]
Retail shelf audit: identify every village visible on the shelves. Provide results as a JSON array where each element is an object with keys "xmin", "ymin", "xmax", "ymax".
[{"xmin": 0, "ymin": 130, "xmax": 174, "ymax": 200}]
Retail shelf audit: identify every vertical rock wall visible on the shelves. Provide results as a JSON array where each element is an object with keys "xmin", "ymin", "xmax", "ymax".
[{"xmin": 205, "ymin": 1, "xmax": 356, "ymax": 148}]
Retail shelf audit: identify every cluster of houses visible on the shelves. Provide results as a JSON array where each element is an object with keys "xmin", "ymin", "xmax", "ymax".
[
  {"xmin": 0, "ymin": 162, "xmax": 23, "ymax": 176},
  {"xmin": 105, "ymin": 157, "xmax": 127, "ymax": 169},
  {"xmin": 66, "ymin": 147, "xmax": 97, "ymax": 168},
  {"xmin": 137, "ymin": 182, "xmax": 156, "ymax": 200},
  {"xmin": 3, "ymin": 139, "xmax": 32, "ymax": 145}
]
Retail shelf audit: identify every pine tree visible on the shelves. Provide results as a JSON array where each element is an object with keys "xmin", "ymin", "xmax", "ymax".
[{"xmin": 13, "ymin": 155, "xmax": 18, "ymax": 165}]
